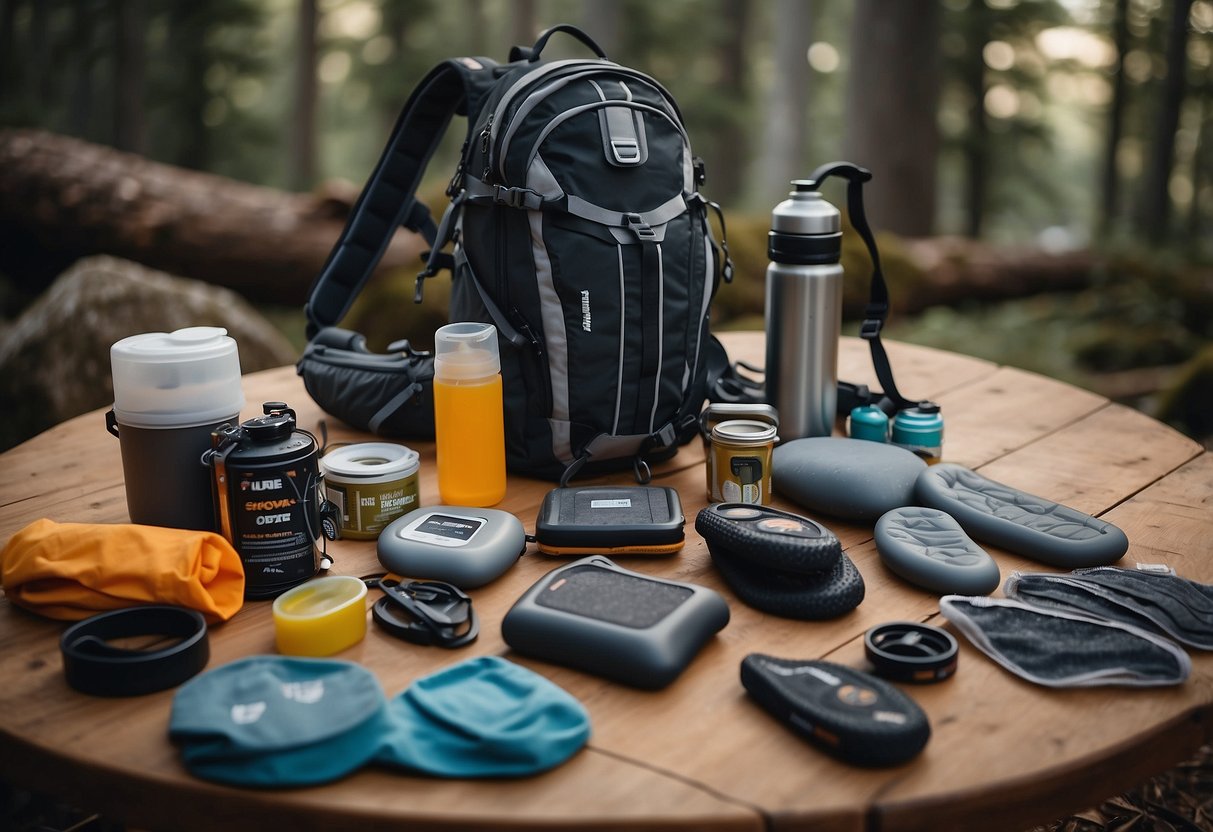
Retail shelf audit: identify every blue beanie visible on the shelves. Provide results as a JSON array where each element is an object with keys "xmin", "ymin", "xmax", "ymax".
[
  {"xmin": 376, "ymin": 655, "xmax": 591, "ymax": 777},
  {"xmin": 169, "ymin": 656, "xmax": 389, "ymax": 787}
]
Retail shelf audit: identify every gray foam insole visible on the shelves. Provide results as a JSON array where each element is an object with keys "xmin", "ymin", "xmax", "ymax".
[
  {"xmin": 914, "ymin": 464, "xmax": 1128, "ymax": 568},
  {"xmin": 874, "ymin": 507, "xmax": 1000, "ymax": 595}
]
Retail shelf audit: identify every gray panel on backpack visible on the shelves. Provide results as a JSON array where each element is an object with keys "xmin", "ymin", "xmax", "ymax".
[
  {"xmin": 501, "ymin": 556, "xmax": 730, "ymax": 689},
  {"xmin": 875, "ymin": 507, "xmax": 1000, "ymax": 595},
  {"xmin": 915, "ymin": 464, "xmax": 1128, "ymax": 568}
]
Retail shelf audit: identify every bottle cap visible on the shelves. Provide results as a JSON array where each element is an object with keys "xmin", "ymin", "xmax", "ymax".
[
  {"xmin": 434, "ymin": 322, "xmax": 500, "ymax": 382},
  {"xmin": 891, "ymin": 404, "xmax": 944, "ymax": 446},
  {"xmin": 110, "ymin": 327, "xmax": 245, "ymax": 429},
  {"xmin": 849, "ymin": 405, "xmax": 890, "ymax": 442},
  {"xmin": 711, "ymin": 419, "xmax": 778, "ymax": 445}
]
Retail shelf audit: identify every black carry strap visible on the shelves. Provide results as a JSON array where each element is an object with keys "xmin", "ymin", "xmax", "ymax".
[
  {"xmin": 303, "ymin": 58, "xmax": 497, "ymax": 340},
  {"xmin": 802, "ymin": 162, "xmax": 917, "ymax": 414}
]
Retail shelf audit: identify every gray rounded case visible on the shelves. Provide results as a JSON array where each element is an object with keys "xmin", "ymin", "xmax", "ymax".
[
  {"xmin": 378, "ymin": 506, "xmax": 526, "ymax": 588},
  {"xmin": 874, "ymin": 507, "xmax": 1000, "ymax": 595},
  {"xmin": 772, "ymin": 437, "xmax": 926, "ymax": 521},
  {"xmin": 501, "ymin": 556, "xmax": 730, "ymax": 689}
]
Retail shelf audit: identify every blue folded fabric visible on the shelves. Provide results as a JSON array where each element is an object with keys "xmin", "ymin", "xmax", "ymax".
[
  {"xmin": 377, "ymin": 655, "xmax": 591, "ymax": 777},
  {"xmin": 169, "ymin": 655, "xmax": 590, "ymax": 787}
]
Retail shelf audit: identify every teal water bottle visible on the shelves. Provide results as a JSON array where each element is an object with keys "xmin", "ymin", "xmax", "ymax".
[
  {"xmin": 848, "ymin": 405, "xmax": 889, "ymax": 443},
  {"xmin": 891, "ymin": 402, "xmax": 944, "ymax": 464}
]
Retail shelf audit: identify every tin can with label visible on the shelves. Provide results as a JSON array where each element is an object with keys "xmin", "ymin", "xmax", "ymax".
[
  {"xmin": 708, "ymin": 419, "xmax": 779, "ymax": 505},
  {"xmin": 320, "ymin": 443, "xmax": 420, "ymax": 540}
]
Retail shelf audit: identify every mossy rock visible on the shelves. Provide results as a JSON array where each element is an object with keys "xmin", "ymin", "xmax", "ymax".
[{"xmin": 1156, "ymin": 344, "xmax": 1213, "ymax": 441}]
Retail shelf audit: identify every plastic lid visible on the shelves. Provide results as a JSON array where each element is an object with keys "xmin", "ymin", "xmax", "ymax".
[
  {"xmin": 321, "ymin": 442, "xmax": 420, "ymax": 480},
  {"xmin": 110, "ymin": 327, "xmax": 244, "ymax": 428},
  {"xmin": 711, "ymin": 419, "xmax": 778, "ymax": 445},
  {"xmin": 433, "ymin": 322, "xmax": 500, "ymax": 381}
]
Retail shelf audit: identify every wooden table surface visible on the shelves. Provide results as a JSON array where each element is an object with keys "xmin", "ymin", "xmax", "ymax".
[{"xmin": 1, "ymin": 332, "xmax": 1210, "ymax": 832}]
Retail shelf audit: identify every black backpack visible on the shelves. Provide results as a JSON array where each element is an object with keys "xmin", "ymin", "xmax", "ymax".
[{"xmin": 299, "ymin": 25, "xmax": 733, "ymax": 484}]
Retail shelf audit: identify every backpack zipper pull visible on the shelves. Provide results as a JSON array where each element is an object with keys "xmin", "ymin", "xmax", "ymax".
[{"xmin": 480, "ymin": 114, "xmax": 494, "ymax": 179}]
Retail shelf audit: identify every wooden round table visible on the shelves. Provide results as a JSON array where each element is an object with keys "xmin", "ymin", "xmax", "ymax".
[{"xmin": 1, "ymin": 333, "xmax": 1209, "ymax": 832}]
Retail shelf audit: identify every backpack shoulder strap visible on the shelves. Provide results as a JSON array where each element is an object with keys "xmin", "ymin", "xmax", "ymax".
[{"xmin": 304, "ymin": 57, "xmax": 498, "ymax": 339}]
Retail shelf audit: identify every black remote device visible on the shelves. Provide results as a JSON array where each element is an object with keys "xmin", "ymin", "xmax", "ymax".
[
  {"xmin": 741, "ymin": 655, "xmax": 930, "ymax": 767},
  {"xmin": 695, "ymin": 503, "xmax": 842, "ymax": 573}
]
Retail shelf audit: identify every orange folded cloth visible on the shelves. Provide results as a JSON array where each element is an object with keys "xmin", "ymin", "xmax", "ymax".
[{"xmin": 1, "ymin": 519, "xmax": 245, "ymax": 622}]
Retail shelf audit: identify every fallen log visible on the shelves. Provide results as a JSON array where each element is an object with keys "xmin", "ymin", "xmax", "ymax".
[{"xmin": 0, "ymin": 129, "xmax": 425, "ymax": 304}]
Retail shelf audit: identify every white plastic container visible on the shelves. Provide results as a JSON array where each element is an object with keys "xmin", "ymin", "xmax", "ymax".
[{"xmin": 106, "ymin": 327, "xmax": 244, "ymax": 530}]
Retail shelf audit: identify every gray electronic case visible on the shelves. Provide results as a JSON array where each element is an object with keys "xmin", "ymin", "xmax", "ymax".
[
  {"xmin": 501, "ymin": 556, "xmax": 730, "ymax": 689},
  {"xmin": 378, "ymin": 506, "xmax": 526, "ymax": 588}
]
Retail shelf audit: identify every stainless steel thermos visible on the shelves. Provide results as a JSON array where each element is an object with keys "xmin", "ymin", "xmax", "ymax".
[{"xmin": 764, "ymin": 181, "xmax": 845, "ymax": 440}]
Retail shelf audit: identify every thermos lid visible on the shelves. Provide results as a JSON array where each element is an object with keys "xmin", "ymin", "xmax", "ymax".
[
  {"xmin": 110, "ymin": 327, "xmax": 245, "ymax": 429},
  {"xmin": 434, "ymin": 322, "xmax": 500, "ymax": 382},
  {"xmin": 771, "ymin": 182, "xmax": 842, "ymax": 235}
]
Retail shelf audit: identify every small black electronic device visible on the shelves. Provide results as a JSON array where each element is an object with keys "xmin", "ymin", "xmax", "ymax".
[
  {"xmin": 534, "ymin": 486, "xmax": 685, "ymax": 556},
  {"xmin": 696, "ymin": 503, "xmax": 841, "ymax": 573},
  {"xmin": 501, "ymin": 556, "xmax": 729, "ymax": 689},
  {"xmin": 741, "ymin": 654, "xmax": 930, "ymax": 767},
  {"xmin": 696, "ymin": 504, "xmax": 864, "ymax": 619},
  {"xmin": 372, "ymin": 578, "xmax": 479, "ymax": 648}
]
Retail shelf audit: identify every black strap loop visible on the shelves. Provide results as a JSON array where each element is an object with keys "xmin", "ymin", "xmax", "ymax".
[
  {"xmin": 514, "ymin": 24, "xmax": 607, "ymax": 63},
  {"xmin": 804, "ymin": 161, "xmax": 915, "ymax": 413}
]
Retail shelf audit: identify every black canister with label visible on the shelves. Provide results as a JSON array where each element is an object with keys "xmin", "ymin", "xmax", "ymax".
[{"xmin": 204, "ymin": 403, "xmax": 325, "ymax": 599}]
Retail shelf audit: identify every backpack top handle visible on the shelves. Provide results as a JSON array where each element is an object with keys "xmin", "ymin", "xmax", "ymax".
[{"xmin": 509, "ymin": 24, "xmax": 608, "ymax": 63}]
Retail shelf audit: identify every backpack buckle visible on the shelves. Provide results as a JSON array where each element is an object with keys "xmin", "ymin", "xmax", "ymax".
[
  {"xmin": 493, "ymin": 185, "xmax": 540, "ymax": 209},
  {"xmin": 623, "ymin": 213, "xmax": 656, "ymax": 241}
]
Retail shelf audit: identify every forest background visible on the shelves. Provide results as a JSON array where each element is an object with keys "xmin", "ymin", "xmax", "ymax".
[{"xmin": 0, "ymin": 0, "xmax": 1211, "ymax": 451}]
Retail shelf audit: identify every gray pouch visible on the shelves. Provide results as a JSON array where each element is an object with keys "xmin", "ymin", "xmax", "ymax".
[
  {"xmin": 939, "ymin": 595, "xmax": 1191, "ymax": 688},
  {"xmin": 1004, "ymin": 567, "xmax": 1213, "ymax": 651}
]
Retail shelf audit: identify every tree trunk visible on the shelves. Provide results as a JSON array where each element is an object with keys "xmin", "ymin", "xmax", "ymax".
[
  {"xmin": 754, "ymin": 0, "xmax": 812, "ymax": 207},
  {"xmin": 578, "ymin": 0, "xmax": 619, "ymax": 57},
  {"xmin": 963, "ymin": 4, "xmax": 989, "ymax": 238},
  {"xmin": 1099, "ymin": 0, "xmax": 1130, "ymax": 236},
  {"xmin": 68, "ymin": 3, "xmax": 96, "ymax": 139},
  {"xmin": 711, "ymin": 0, "xmax": 751, "ymax": 205},
  {"xmin": 0, "ymin": 0, "xmax": 18, "ymax": 106},
  {"xmin": 290, "ymin": 0, "xmax": 319, "ymax": 192},
  {"xmin": 113, "ymin": 0, "xmax": 148, "ymax": 154},
  {"xmin": 845, "ymin": 0, "xmax": 942, "ymax": 236},
  {"xmin": 1139, "ymin": 0, "xmax": 1194, "ymax": 243},
  {"xmin": 0, "ymin": 129, "xmax": 424, "ymax": 303},
  {"xmin": 169, "ymin": 5, "xmax": 211, "ymax": 171},
  {"xmin": 511, "ymin": 0, "xmax": 537, "ymax": 51}
]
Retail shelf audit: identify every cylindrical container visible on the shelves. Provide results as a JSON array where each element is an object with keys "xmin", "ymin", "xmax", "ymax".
[
  {"xmin": 709, "ymin": 419, "xmax": 778, "ymax": 505},
  {"xmin": 891, "ymin": 402, "xmax": 945, "ymax": 464},
  {"xmin": 433, "ymin": 322, "xmax": 506, "ymax": 507},
  {"xmin": 107, "ymin": 327, "xmax": 244, "ymax": 531},
  {"xmin": 272, "ymin": 575, "xmax": 368, "ymax": 657},
  {"xmin": 764, "ymin": 181, "xmax": 844, "ymax": 441},
  {"xmin": 320, "ymin": 443, "xmax": 420, "ymax": 540},
  {"xmin": 205, "ymin": 403, "xmax": 323, "ymax": 598},
  {"xmin": 849, "ymin": 405, "xmax": 890, "ymax": 443}
]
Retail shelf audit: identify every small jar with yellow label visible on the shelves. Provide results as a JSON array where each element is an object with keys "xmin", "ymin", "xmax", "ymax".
[{"xmin": 708, "ymin": 419, "xmax": 779, "ymax": 505}]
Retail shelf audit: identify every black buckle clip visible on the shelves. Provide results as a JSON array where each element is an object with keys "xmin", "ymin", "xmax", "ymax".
[
  {"xmin": 623, "ymin": 213, "xmax": 657, "ymax": 241},
  {"xmin": 372, "ymin": 578, "xmax": 479, "ymax": 649},
  {"xmin": 859, "ymin": 317, "xmax": 884, "ymax": 340},
  {"xmin": 493, "ymin": 185, "xmax": 536, "ymax": 209}
]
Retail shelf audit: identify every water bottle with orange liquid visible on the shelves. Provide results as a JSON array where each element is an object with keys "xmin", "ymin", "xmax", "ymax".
[{"xmin": 433, "ymin": 322, "xmax": 507, "ymax": 506}]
